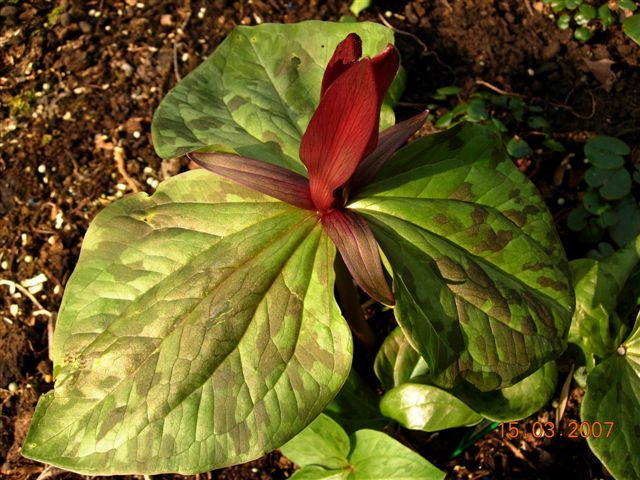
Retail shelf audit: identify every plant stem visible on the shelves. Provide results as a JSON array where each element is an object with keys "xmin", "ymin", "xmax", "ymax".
[{"xmin": 334, "ymin": 256, "xmax": 376, "ymax": 351}]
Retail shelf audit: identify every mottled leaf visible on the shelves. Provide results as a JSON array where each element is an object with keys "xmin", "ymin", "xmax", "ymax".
[
  {"xmin": 570, "ymin": 236, "xmax": 640, "ymax": 358},
  {"xmin": 352, "ymin": 123, "xmax": 574, "ymax": 391},
  {"xmin": 282, "ymin": 414, "xmax": 445, "ymax": 480},
  {"xmin": 374, "ymin": 327, "xmax": 428, "ymax": 390},
  {"xmin": 152, "ymin": 21, "xmax": 398, "ymax": 174},
  {"xmin": 582, "ymin": 314, "xmax": 640, "ymax": 480},
  {"xmin": 380, "ymin": 384, "xmax": 483, "ymax": 431},
  {"xmin": 22, "ymin": 171, "xmax": 351, "ymax": 474},
  {"xmin": 451, "ymin": 361, "xmax": 558, "ymax": 421}
]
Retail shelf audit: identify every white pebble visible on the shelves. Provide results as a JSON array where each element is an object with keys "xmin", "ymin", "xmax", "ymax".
[
  {"xmin": 37, "ymin": 164, "xmax": 46, "ymax": 173},
  {"xmin": 527, "ymin": 68, "xmax": 535, "ymax": 76},
  {"xmin": 54, "ymin": 285, "xmax": 61, "ymax": 295},
  {"xmin": 617, "ymin": 346, "xmax": 627, "ymax": 356},
  {"xmin": 55, "ymin": 211, "xmax": 64, "ymax": 229},
  {"xmin": 181, "ymin": 52, "xmax": 189, "ymax": 62},
  {"xmin": 8, "ymin": 382, "xmax": 18, "ymax": 393},
  {"xmin": 24, "ymin": 255, "xmax": 33, "ymax": 263},
  {"xmin": 21, "ymin": 233, "xmax": 28, "ymax": 246},
  {"xmin": 62, "ymin": 111, "xmax": 72, "ymax": 121},
  {"xmin": 0, "ymin": 261, "xmax": 8, "ymax": 270},
  {"xmin": 42, "ymin": 83, "xmax": 51, "ymax": 91},
  {"xmin": 21, "ymin": 273, "xmax": 48, "ymax": 288},
  {"xmin": 143, "ymin": 166, "xmax": 153, "ymax": 175},
  {"xmin": 9, "ymin": 304, "xmax": 19, "ymax": 317},
  {"xmin": 557, "ymin": 198, "xmax": 565, "ymax": 206},
  {"xmin": 132, "ymin": 131, "xmax": 141, "ymax": 139}
]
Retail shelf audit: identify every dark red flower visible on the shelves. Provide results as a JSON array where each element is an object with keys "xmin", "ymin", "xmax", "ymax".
[{"xmin": 191, "ymin": 33, "xmax": 427, "ymax": 305}]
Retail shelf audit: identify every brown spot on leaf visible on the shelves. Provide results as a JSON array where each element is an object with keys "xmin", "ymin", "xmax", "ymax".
[
  {"xmin": 450, "ymin": 182, "xmax": 473, "ymax": 201},
  {"xmin": 503, "ymin": 209, "xmax": 526, "ymax": 227},
  {"xmin": 471, "ymin": 207, "xmax": 488, "ymax": 225},
  {"xmin": 537, "ymin": 276, "xmax": 567, "ymax": 291},
  {"xmin": 433, "ymin": 214, "xmax": 449, "ymax": 225}
]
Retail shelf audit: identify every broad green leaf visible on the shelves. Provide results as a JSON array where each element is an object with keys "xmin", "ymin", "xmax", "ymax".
[
  {"xmin": 282, "ymin": 414, "xmax": 445, "ymax": 480},
  {"xmin": 152, "ymin": 21, "xmax": 398, "ymax": 174},
  {"xmin": 380, "ymin": 383, "xmax": 483, "ymax": 431},
  {"xmin": 623, "ymin": 14, "xmax": 640, "ymax": 46},
  {"xmin": 22, "ymin": 171, "xmax": 352, "ymax": 475},
  {"xmin": 324, "ymin": 369, "xmax": 387, "ymax": 433},
  {"xmin": 569, "ymin": 236, "xmax": 640, "ymax": 358},
  {"xmin": 377, "ymin": 328, "xmax": 557, "ymax": 422},
  {"xmin": 374, "ymin": 327, "xmax": 428, "ymax": 390},
  {"xmin": 352, "ymin": 123, "xmax": 573, "ymax": 391},
  {"xmin": 451, "ymin": 361, "xmax": 558, "ymax": 421},
  {"xmin": 281, "ymin": 414, "xmax": 350, "ymax": 470},
  {"xmin": 582, "ymin": 314, "xmax": 640, "ymax": 480}
]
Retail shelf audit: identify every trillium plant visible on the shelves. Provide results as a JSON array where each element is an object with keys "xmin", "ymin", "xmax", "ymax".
[{"xmin": 23, "ymin": 21, "xmax": 574, "ymax": 476}]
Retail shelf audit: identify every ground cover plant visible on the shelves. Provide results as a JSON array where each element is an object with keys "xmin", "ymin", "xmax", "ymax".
[{"xmin": 2, "ymin": 2, "xmax": 639, "ymax": 479}]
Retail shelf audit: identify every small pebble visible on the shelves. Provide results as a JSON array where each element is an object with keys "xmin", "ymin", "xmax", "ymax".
[
  {"xmin": 7, "ymin": 382, "xmax": 18, "ymax": 393},
  {"xmin": 62, "ymin": 111, "xmax": 72, "ymax": 121},
  {"xmin": 24, "ymin": 255, "xmax": 33, "ymax": 263},
  {"xmin": 44, "ymin": 374, "xmax": 53, "ymax": 383},
  {"xmin": 617, "ymin": 346, "xmax": 627, "ymax": 356},
  {"xmin": 132, "ymin": 131, "xmax": 141, "ymax": 139},
  {"xmin": 0, "ymin": 261, "xmax": 8, "ymax": 270},
  {"xmin": 42, "ymin": 82, "xmax": 51, "ymax": 91},
  {"xmin": 557, "ymin": 197, "xmax": 565, "ymax": 206},
  {"xmin": 9, "ymin": 304, "xmax": 18, "ymax": 317},
  {"xmin": 79, "ymin": 21, "xmax": 92, "ymax": 33}
]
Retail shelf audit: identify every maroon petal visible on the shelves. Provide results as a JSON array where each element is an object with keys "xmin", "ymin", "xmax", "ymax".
[
  {"xmin": 321, "ymin": 33, "xmax": 362, "ymax": 96},
  {"xmin": 371, "ymin": 44, "xmax": 400, "ymax": 103},
  {"xmin": 322, "ymin": 209, "xmax": 394, "ymax": 305},
  {"xmin": 300, "ymin": 59, "xmax": 379, "ymax": 212},
  {"xmin": 350, "ymin": 110, "xmax": 429, "ymax": 193},
  {"xmin": 190, "ymin": 152, "xmax": 314, "ymax": 210}
]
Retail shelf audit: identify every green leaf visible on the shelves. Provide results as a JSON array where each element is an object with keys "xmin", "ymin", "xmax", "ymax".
[
  {"xmin": 349, "ymin": 0, "xmax": 372, "ymax": 17},
  {"xmin": 352, "ymin": 123, "xmax": 574, "ymax": 391},
  {"xmin": 567, "ymin": 206, "xmax": 590, "ymax": 232},
  {"xmin": 324, "ymin": 369, "xmax": 387, "ymax": 434},
  {"xmin": 557, "ymin": 13, "xmax": 572, "ymax": 29},
  {"xmin": 569, "ymin": 236, "xmax": 640, "ymax": 358},
  {"xmin": 377, "ymin": 329, "xmax": 557, "ymax": 422},
  {"xmin": 282, "ymin": 415, "xmax": 350, "ymax": 470},
  {"xmin": 623, "ymin": 14, "xmax": 640, "ymax": 45},
  {"xmin": 551, "ymin": 0, "xmax": 567, "ymax": 13},
  {"xmin": 598, "ymin": 4, "xmax": 615, "ymax": 28},
  {"xmin": 574, "ymin": 26, "xmax": 594, "ymax": 42},
  {"xmin": 281, "ymin": 414, "xmax": 445, "ymax": 480},
  {"xmin": 585, "ymin": 135, "xmax": 629, "ymax": 169},
  {"xmin": 380, "ymin": 383, "xmax": 483, "ymax": 431},
  {"xmin": 583, "ymin": 190, "xmax": 608, "ymax": 215},
  {"xmin": 585, "ymin": 167, "xmax": 632, "ymax": 200},
  {"xmin": 543, "ymin": 138, "xmax": 565, "ymax": 152},
  {"xmin": 575, "ymin": 4, "xmax": 597, "ymax": 25},
  {"xmin": 22, "ymin": 171, "xmax": 352, "ymax": 474},
  {"xmin": 151, "ymin": 21, "xmax": 398, "ymax": 174},
  {"xmin": 433, "ymin": 86, "xmax": 461, "ymax": 100},
  {"xmin": 609, "ymin": 198, "xmax": 640, "ymax": 247},
  {"xmin": 374, "ymin": 327, "xmax": 429, "ymax": 390},
  {"xmin": 620, "ymin": 0, "xmax": 638, "ymax": 11},
  {"xmin": 527, "ymin": 116, "xmax": 550, "ymax": 130},
  {"xmin": 506, "ymin": 137, "xmax": 533, "ymax": 158},
  {"xmin": 450, "ymin": 362, "xmax": 558, "ymax": 421},
  {"xmin": 582, "ymin": 314, "xmax": 640, "ymax": 480},
  {"xmin": 565, "ymin": 0, "xmax": 582, "ymax": 9}
]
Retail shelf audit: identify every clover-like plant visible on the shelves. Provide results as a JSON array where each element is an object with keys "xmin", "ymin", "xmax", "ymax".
[{"xmin": 23, "ymin": 21, "xmax": 573, "ymax": 475}]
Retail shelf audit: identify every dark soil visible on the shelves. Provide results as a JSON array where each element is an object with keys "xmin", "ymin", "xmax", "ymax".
[{"xmin": 1, "ymin": 0, "xmax": 637, "ymax": 479}]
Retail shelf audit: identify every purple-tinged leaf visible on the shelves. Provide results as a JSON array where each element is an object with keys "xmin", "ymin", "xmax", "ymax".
[
  {"xmin": 350, "ymin": 110, "xmax": 428, "ymax": 193},
  {"xmin": 322, "ymin": 209, "xmax": 394, "ymax": 305},
  {"xmin": 190, "ymin": 152, "xmax": 314, "ymax": 210}
]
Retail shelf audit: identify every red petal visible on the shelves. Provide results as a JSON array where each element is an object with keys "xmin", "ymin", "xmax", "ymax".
[
  {"xmin": 350, "ymin": 110, "xmax": 428, "ymax": 193},
  {"xmin": 323, "ymin": 210, "xmax": 394, "ymax": 305},
  {"xmin": 190, "ymin": 152, "xmax": 314, "ymax": 210},
  {"xmin": 301, "ymin": 59, "xmax": 379, "ymax": 212},
  {"xmin": 321, "ymin": 33, "xmax": 362, "ymax": 96},
  {"xmin": 371, "ymin": 44, "xmax": 400, "ymax": 103}
]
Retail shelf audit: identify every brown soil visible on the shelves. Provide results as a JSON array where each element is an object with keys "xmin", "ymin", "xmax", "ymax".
[{"xmin": 1, "ymin": 0, "xmax": 637, "ymax": 479}]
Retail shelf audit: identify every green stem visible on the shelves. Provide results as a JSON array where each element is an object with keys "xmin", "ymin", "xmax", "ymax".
[{"xmin": 334, "ymin": 256, "xmax": 376, "ymax": 352}]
